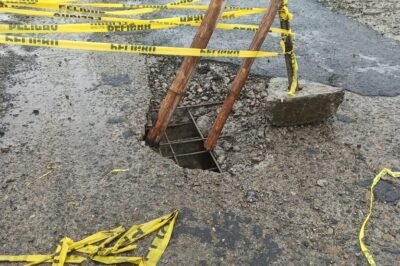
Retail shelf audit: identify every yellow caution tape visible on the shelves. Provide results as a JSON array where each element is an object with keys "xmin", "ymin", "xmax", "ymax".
[
  {"xmin": 104, "ymin": 5, "xmax": 263, "ymax": 16},
  {"xmin": 279, "ymin": 0, "xmax": 293, "ymax": 21},
  {"xmin": 2, "ymin": 0, "xmax": 265, "ymax": 15},
  {"xmin": 0, "ymin": 6, "xmax": 264, "ymax": 26},
  {"xmin": 145, "ymin": 211, "xmax": 178, "ymax": 265},
  {"xmin": 0, "ymin": 210, "xmax": 179, "ymax": 266},
  {"xmin": 1, "ymin": 0, "xmax": 201, "ymax": 16},
  {"xmin": 0, "ymin": 0, "xmax": 299, "ymax": 95},
  {"xmin": 0, "ymin": 1, "xmax": 293, "ymax": 35},
  {"xmin": 359, "ymin": 168, "xmax": 400, "ymax": 266},
  {"xmin": 0, "ymin": 35, "xmax": 282, "ymax": 58},
  {"xmin": 287, "ymin": 45, "xmax": 299, "ymax": 96},
  {"xmin": 2, "ymin": 0, "xmax": 75, "ymax": 4},
  {"xmin": 0, "ymin": 0, "xmax": 291, "ymax": 34},
  {"xmin": 0, "ymin": 255, "xmax": 86, "ymax": 264},
  {"xmin": 0, "ymin": 22, "xmax": 291, "ymax": 34}
]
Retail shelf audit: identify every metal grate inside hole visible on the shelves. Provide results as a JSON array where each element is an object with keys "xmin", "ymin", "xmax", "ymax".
[{"xmin": 146, "ymin": 103, "xmax": 222, "ymax": 173}]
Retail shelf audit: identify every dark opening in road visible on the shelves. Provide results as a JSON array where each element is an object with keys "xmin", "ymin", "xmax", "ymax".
[{"xmin": 146, "ymin": 103, "xmax": 222, "ymax": 173}]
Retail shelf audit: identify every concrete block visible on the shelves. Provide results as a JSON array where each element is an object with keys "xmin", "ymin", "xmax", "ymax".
[{"xmin": 265, "ymin": 78, "xmax": 344, "ymax": 126}]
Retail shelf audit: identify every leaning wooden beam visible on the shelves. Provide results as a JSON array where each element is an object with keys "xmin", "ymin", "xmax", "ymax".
[
  {"xmin": 204, "ymin": 0, "xmax": 283, "ymax": 151},
  {"xmin": 146, "ymin": 0, "xmax": 227, "ymax": 146}
]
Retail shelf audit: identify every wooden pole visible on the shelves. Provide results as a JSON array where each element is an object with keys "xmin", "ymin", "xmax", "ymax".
[
  {"xmin": 146, "ymin": 0, "xmax": 227, "ymax": 146},
  {"xmin": 279, "ymin": 12, "xmax": 298, "ymax": 91},
  {"xmin": 204, "ymin": 0, "xmax": 283, "ymax": 151}
]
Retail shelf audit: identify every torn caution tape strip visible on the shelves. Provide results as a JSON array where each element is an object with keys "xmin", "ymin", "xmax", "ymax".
[
  {"xmin": 0, "ymin": 210, "xmax": 179, "ymax": 266},
  {"xmin": 359, "ymin": 168, "xmax": 400, "ymax": 266},
  {"xmin": 0, "ymin": 35, "xmax": 282, "ymax": 58}
]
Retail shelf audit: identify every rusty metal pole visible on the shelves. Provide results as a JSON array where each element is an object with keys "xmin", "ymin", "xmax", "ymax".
[
  {"xmin": 204, "ymin": 0, "xmax": 283, "ymax": 151},
  {"xmin": 279, "ymin": 7, "xmax": 298, "ymax": 91},
  {"xmin": 146, "ymin": 0, "xmax": 227, "ymax": 146}
]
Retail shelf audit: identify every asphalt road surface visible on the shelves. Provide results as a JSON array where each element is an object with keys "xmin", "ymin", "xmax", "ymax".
[{"xmin": 142, "ymin": 0, "xmax": 400, "ymax": 96}]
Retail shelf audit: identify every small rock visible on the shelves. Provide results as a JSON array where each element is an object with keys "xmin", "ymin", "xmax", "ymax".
[
  {"xmin": 336, "ymin": 113, "xmax": 356, "ymax": 123},
  {"xmin": 251, "ymin": 155, "xmax": 264, "ymax": 163},
  {"xmin": 107, "ymin": 116, "xmax": 126, "ymax": 124},
  {"xmin": 245, "ymin": 190, "xmax": 258, "ymax": 203},
  {"xmin": 217, "ymin": 155, "xmax": 226, "ymax": 164},
  {"xmin": 302, "ymin": 240, "xmax": 310, "ymax": 248},
  {"xmin": 325, "ymin": 245, "xmax": 340, "ymax": 256},
  {"xmin": 196, "ymin": 115, "xmax": 212, "ymax": 136},
  {"xmin": 213, "ymin": 146, "xmax": 224, "ymax": 157},
  {"xmin": 232, "ymin": 145, "xmax": 241, "ymax": 152},
  {"xmin": 197, "ymin": 64, "xmax": 210, "ymax": 74},
  {"xmin": 1, "ymin": 147, "xmax": 10, "ymax": 153},
  {"xmin": 32, "ymin": 109, "xmax": 39, "ymax": 115},
  {"xmin": 317, "ymin": 179, "xmax": 328, "ymax": 187},
  {"xmin": 363, "ymin": 9, "xmax": 383, "ymax": 16},
  {"xmin": 122, "ymin": 129, "xmax": 135, "ymax": 139},
  {"xmin": 374, "ymin": 180, "xmax": 400, "ymax": 203},
  {"xmin": 257, "ymin": 128, "xmax": 265, "ymax": 138},
  {"xmin": 326, "ymin": 227, "xmax": 334, "ymax": 235},
  {"xmin": 382, "ymin": 233, "xmax": 395, "ymax": 242},
  {"xmin": 222, "ymin": 141, "xmax": 232, "ymax": 151}
]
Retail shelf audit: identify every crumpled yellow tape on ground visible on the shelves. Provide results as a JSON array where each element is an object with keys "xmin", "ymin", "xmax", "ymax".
[
  {"xmin": 0, "ymin": 34, "xmax": 282, "ymax": 58},
  {"xmin": 145, "ymin": 211, "xmax": 178, "ymax": 265},
  {"xmin": 0, "ymin": 210, "xmax": 179, "ymax": 266},
  {"xmin": 359, "ymin": 168, "xmax": 400, "ymax": 266},
  {"xmin": 0, "ymin": 255, "xmax": 86, "ymax": 264}
]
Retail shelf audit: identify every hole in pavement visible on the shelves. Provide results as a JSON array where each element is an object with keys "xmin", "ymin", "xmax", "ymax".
[
  {"xmin": 146, "ymin": 56, "xmax": 272, "ymax": 172},
  {"xmin": 146, "ymin": 104, "xmax": 222, "ymax": 173}
]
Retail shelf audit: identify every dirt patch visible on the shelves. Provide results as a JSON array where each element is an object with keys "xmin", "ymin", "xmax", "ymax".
[{"xmin": 317, "ymin": 0, "xmax": 400, "ymax": 41}]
